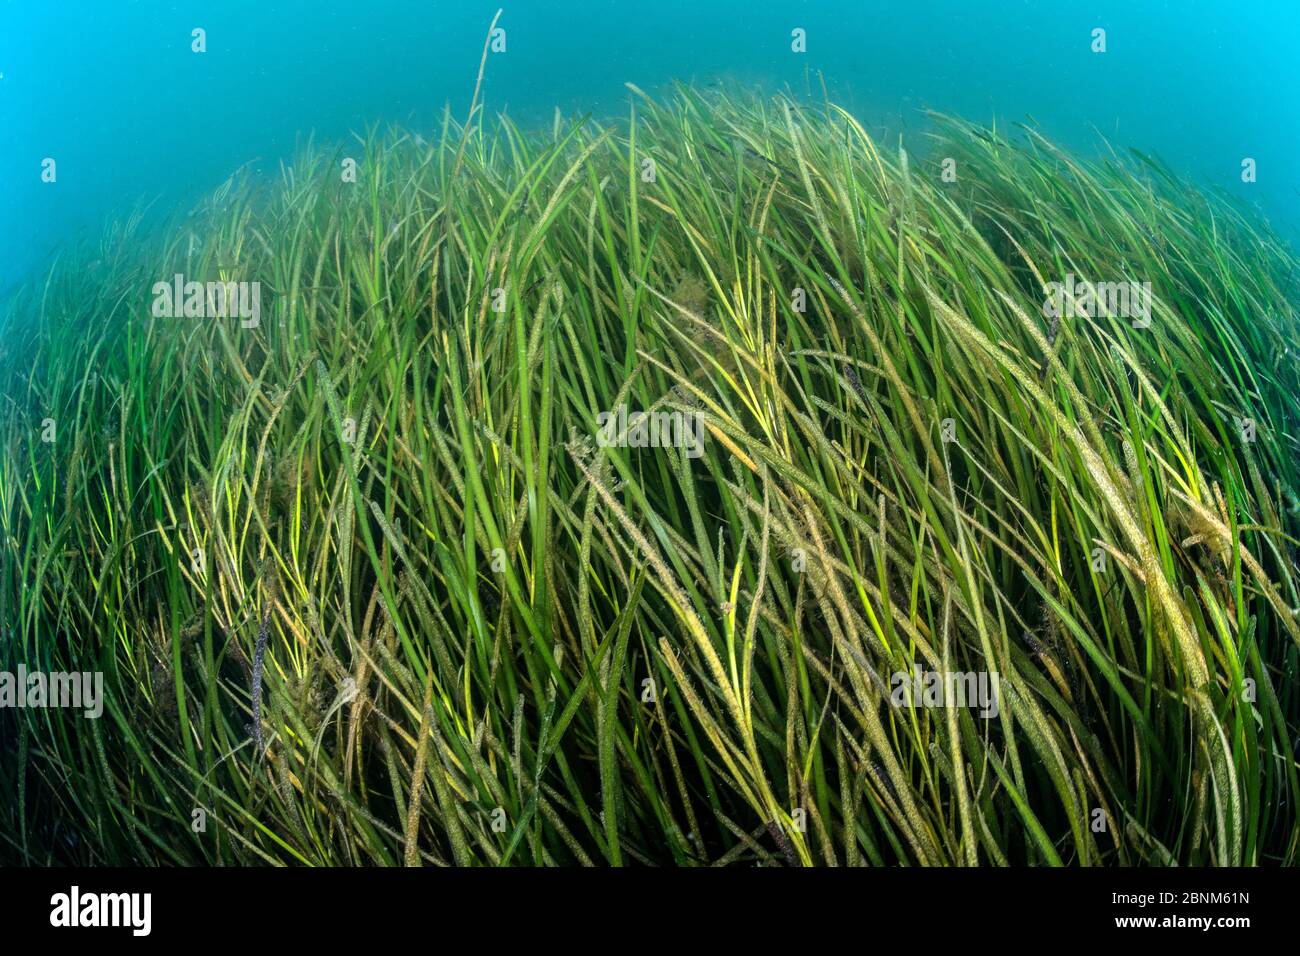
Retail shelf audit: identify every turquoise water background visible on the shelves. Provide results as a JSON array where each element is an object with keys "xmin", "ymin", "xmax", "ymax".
[{"xmin": 2, "ymin": 0, "xmax": 1297, "ymax": 292}]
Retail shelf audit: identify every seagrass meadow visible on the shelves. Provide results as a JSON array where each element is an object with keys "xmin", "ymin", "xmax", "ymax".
[{"xmin": 1, "ymin": 83, "xmax": 1299, "ymax": 867}]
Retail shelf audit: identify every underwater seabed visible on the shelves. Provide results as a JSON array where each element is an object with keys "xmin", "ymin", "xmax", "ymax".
[{"xmin": 1, "ymin": 81, "xmax": 1298, "ymax": 866}]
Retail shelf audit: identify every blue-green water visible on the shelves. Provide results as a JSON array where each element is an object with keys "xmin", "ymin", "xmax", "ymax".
[{"xmin": 2, "ymin": 0, "xmax": 1297, "ymax": 291}]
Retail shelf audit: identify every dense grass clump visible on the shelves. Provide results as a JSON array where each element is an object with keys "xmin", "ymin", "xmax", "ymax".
[{"xmin": 2, "ymin": 84, "xmax": 1299, "ymax": 866}]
